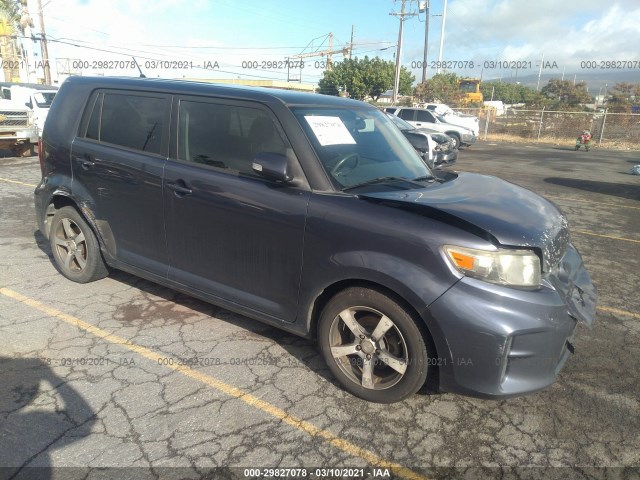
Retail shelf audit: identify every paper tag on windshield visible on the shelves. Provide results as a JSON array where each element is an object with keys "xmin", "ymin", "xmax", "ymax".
[{"xmin": 304, "ymin": 116, "xmax": 356, "ymax": 146}]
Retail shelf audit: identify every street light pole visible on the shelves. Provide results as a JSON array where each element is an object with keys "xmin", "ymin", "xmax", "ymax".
[
  {"xmin": 420, "ymin": 0, "xmax": 430, "ymax": 84},
  {"xmin": 436, "ymin": 0, "xmax": 447, "ymax": 74}
]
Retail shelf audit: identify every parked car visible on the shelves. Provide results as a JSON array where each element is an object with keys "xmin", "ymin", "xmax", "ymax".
[
  {"xmin": 384, "ymin": 106, "xmax": 476, "ymax": 149},
  {"xmin": 386, "ymin": 113, "xmax": 457, "ymax": 168},
  {"xmin": 424, "ymin": 103, "xmax": 480, "ymax": 136},
  {"xmin": 35, "ymin": 76, "xmax": 596, "ymax": 403}
]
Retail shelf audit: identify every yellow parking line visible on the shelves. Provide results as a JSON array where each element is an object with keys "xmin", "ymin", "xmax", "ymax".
[
  {"xmin": 0, "ymin": 287, "xmax": 427, "ymax": 480},
  {"xmin": 597, "ymin": 306, "xmax": 640, "ymax": 320},
  {"xmin": 572, "ymin": 230, "xmax": 640, "ymax": 244},
  {"xmin": 0, "ymin": 177, "xmax": 37, "ymax": 188}
]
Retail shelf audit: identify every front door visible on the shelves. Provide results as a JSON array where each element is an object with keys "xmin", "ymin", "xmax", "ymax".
[{"xmin": 163, "ymin": 97, "xmax": 309, "ymax": 322}]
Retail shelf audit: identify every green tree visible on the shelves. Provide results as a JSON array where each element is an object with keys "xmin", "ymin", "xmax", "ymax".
[
  {"xmin": 541, "ymin": 79, "xmax": 592, "ymax": 107},
  {"xmin": 480, "ymin": 81, "xmax": 548, "ymax": 107},
  {"xmin": 606, "ymin": 82, "xmax": 640, "ymax": 112},
  {"xmin": 317, "ymin": 56, "xmax": 414, "ymax": 101},
  {"xmin": 414, "ymin": 73, "xmax": 465, "ymax": 105}
]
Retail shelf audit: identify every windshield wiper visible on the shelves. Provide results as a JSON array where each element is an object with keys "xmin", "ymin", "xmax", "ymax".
[
  {"xmin": 412, "ymin": 175, "xmax": 436, "ymax": 181},
  {"xmin": 342, "ymin": 176, "xmax": 424, "ymax": 192},
  {"xmin": 413, "ymin": 174, "xmax": 444, "ymax": 183}
]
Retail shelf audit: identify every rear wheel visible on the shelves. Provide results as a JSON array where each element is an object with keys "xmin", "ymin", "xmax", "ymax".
[
  {"xmin": 318, "ymin": 287, "xmax": 429, "ymax": 403},
  {"xmin": 49, "ymin": 206, "xmax": 108, "ymax": 283}
]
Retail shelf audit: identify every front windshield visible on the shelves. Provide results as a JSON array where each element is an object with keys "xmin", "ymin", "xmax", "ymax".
[
  {"xmin": 33, "ymin": 92, "xmax": 56, "ymax": 108},
  {"xmin": 292, "ymin": 106, "xmax": 430, "ymax": 189},
  {"xmin": 459, "ymin": 82, "xmax": 478, "ymax": 93}
]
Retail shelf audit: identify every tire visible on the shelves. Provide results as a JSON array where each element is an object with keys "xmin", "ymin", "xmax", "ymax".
[
  {"xmin": 318, "ymin": 287, "xmax": 429, "ymax": 403},
  {"xmin": 446, "ymin": 133, "xmax": 461, "ymax": 150},
  {"xmin": 49, "ymin": 206, "xmax": 108, "ymax": 283}
]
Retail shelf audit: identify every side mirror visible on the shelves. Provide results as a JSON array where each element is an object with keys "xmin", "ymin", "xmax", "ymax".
[{"xmin": 252, "ymin": 152, "xmax": 292, "ymax": 183}]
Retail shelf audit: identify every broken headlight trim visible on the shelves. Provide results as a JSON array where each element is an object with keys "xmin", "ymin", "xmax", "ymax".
[{"xmin": 443, "ymin": 245, "xmax": 541, "ymax": 287}]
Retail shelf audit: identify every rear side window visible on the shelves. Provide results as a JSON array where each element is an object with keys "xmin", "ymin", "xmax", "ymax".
[
  {"xmin": 85, "ymin": 94, "xmax": 101, "ymax": 140},
  {"xmin": 178, "ymin": 100, "xmax": 286, "ymax": 175},
  {"xmin": 81, "ymin": 92, "xmax": 166, "ymax": 155}
]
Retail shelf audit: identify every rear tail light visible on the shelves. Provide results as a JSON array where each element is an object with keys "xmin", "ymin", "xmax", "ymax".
[{"xmin": 38, "ymin": 138, "xmax": 44, "ymax": 176}]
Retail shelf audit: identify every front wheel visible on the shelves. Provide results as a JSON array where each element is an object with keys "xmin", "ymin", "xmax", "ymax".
[
  {"xmin": 49, "ymin": 206, "xmax": 108, "ymax": 283},
  {"xmin": 318, "ymin": 287, "xmax": 430, "ymax": 403},
  {"xmin": 446, "ymin": 133, "xmax": 461, "ymax": 150}
]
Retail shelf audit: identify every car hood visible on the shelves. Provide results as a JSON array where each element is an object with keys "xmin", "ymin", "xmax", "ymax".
[{"xmin": 358, "ymin": 172, "xmax": 569, "ymax": 271}]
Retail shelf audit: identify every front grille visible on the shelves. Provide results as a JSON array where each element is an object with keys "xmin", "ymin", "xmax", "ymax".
[{"xmin": 0, "ymin": 111, "xmax": 28, "ymax": 127}]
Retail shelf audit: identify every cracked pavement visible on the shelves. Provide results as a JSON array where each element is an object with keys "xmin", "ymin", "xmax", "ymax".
[{"xmin": 1, "ymin": 144, "xmax": 639, "ymax": 480}]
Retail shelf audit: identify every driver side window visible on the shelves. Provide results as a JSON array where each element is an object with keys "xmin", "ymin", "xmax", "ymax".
[{"xmin": 178, "ymin": 100, "xmax": 287, "ymax": 175}]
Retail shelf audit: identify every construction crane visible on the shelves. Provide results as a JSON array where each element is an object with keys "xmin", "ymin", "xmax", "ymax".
[{"xmin": 287, "ymin": 33, "xmax": 351, "ymax": 82}]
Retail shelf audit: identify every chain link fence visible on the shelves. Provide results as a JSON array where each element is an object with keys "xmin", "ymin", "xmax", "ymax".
[{"xmin": 456, "ymin": 108, "xmax": 640, "ymax": 148}]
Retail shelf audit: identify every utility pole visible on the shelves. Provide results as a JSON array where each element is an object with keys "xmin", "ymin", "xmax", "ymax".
[
  {"xmin": 36, "ymin": 0, "xmax": 51, "ymax": 84},
  {"xmin": 349, "ymin": 25, "xmax": 354, "ymax": 59},
  {"xmin": 420, "ymin": 0, "xmax": 430, "ymax": 83},
  {"xmin": 436, "ymin": 0, "xmax": 447, "ymax": 74},
  {"xmin": 536, "ymin": 53, "xmax": 544, "ymax": 91},
  {"xmin": 328, "ymin": 32, "xmax": 333, "ymax": 69},
  {"xmin": 390, "ymin": 0, "xmax": 416, "ymax": 103},
  {"xmin": 19, "ymin": 0, "xmax": 36, "ymax": 82}
]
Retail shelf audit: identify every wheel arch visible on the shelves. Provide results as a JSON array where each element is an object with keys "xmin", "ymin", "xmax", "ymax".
[
  {"xmin": 310, "ymin": 279, "xmax": 440, "ymax": 352},
  {"xmin": 44, "ymin": 194, "xmax": 104, "ymax": 254},
  {"xmin": 42, "ymin": 192, "xmax": 78, "ymax": 239}
]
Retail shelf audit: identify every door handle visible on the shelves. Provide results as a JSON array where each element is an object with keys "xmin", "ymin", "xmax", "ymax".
[
  {"xmin": 74, "ymin": 154, "xmax": 95, "ymax": 169},
  {"xmin": 166, "ymin": 182, "xmax": 193, "ymax": 197}
]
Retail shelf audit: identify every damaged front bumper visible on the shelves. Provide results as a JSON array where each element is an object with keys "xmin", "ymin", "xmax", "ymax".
[{"xmin": 427, "ymin": 243, "xmax": 596, "ymax": 399}]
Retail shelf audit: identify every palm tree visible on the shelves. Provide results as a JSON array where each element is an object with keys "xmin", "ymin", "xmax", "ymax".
[{"xmin": 0, "ymin": 0, "xmax": 23, "ymax": 82}]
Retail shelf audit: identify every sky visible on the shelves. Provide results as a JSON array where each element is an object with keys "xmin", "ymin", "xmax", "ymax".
[{"xmin": 21, "ymin": 0, "xmax": 640, "ymax": 86}]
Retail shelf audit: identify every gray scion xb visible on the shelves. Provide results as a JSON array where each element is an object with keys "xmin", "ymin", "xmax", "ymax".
[{"xmin": 34, "ymin": 76, "xmax": 596, "ymax": 403}]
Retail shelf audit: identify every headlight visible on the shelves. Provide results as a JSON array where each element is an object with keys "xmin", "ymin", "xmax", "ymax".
[{"xmin": 443, "ymin": 245, "xmax": 541, "ymax": 287}]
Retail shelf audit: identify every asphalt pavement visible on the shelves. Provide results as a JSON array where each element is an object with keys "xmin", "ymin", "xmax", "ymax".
[{"xmin": 1, "ymin": 143, "xmax": 639, "ymax": 480}]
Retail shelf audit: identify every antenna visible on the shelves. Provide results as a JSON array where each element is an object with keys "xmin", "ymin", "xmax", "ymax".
[{"xmin": 131, "ymin": 57, "xmax": 146, "ymax": 78}]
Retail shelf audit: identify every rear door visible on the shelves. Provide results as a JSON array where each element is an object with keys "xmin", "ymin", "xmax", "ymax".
[
  {"xmin": 163, "ymin": 96, "xmax": 309, "ymax": 322},
  {"xmin": 71, "ymin": 90, "xmax": 171, "ymax": 276}
]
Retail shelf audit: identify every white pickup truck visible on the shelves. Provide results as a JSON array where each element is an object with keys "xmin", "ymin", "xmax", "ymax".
[
  {"xmin": 1, "ymin": 83, "xmax": 58, "ymax": 136},
  {"xmin": 0, "ymin": 97, "xmax": 39, "ymax": 156}
]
